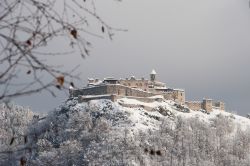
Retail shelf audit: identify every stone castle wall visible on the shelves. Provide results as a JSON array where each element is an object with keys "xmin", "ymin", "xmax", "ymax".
[
  {"xmin": 119, "ymin": 79, "xmax": 149, "ymax": 91},
  {"xmin": 185, "ymin": 101, "xmax": 203, "ymax": 111},
  {"xmin": 162, "ymin": 93, "xmax": 173, "ymax": 101},
  {"xmin": 174, "ymin": 90, "xmax": 185, "ymax": 104},
  {"xmin": 71, "ymin": 85, "xmax": 108, "ymax": 97},
  {"xmin": 71, "ymin": 84, "xmax": 156, "ymax": 99},
  {"xmin": 159, "ymin": 91, "xmax": 185, "ymax": 104},
  {"xmin": 203, "ymin": 99, "xmax": 213, "ymax": 112},
  {"xmin": 78, "ymin": 94, "xmax": 115, "ymax": 102},
  {"xmin": 71, "ymin": 83, "xmax": 224, "ymax": 113},
  {"xmin": 186, "ymin": 99, "xmax": 225, "ymax": 112},
  {"xmin": 106, "ymin": 85, "xmax": 155, "ymax": 97},
  {"xmin": 71, "ymin": 84, "xmax": 187, "ymax": 105},
  {"xmin": 212, "ymin": 101, "xmax": 225, "ymax": 111}
]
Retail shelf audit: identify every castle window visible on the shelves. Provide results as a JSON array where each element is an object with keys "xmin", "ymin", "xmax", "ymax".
[
  {"xmin": 139, "ymin": 83, "xmax": 142, "ymax": 86},
  {"xmin": 128, "ymin": 83, "xmax": 131, "ymax": 86}
]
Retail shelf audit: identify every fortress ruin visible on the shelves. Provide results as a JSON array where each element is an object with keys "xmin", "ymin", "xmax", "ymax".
[{"xmin": 70, "ymin": 70, "xmax": 225, "ymax": 112}]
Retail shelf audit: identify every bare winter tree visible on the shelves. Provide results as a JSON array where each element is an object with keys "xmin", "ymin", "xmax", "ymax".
[{"xmin": 0, "ymin": 0, "xmax": 124, "ymax": 102}]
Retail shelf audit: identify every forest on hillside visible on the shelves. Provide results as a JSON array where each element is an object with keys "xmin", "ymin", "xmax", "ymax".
[{"xmin": 1, "ymin": 100, "xmax": 250, "ymax": 166}]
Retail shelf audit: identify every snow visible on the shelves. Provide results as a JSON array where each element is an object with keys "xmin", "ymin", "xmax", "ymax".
[
  {"xmin": 118, "ymin": 97, "xmax": 161, "ymax": 108},
  {"xmin": 120, "ymin": 106, "xmax": 161, "ymax": 131},
  {"xmin": 2, "ymin": 98, "xmax": 250, "ymax": 165},
  {"xmin": 148, "ymin": 95, "xmax": 165, "ymax": 99},
  {"xmin": 173, "ymin": 88, "xmax": 185, "ymax": 92},
  {"xmin": 104, "ymin": 77, "xmax": 116, "ymax": 80},
  {"xmin": 116, "ymin": 97, "xmax": 250, "ymax": 131},
  {"xmin": 210, "ymin": 109, "xmax": 250, "ymax": 131},
  {"xmin": 81, "ymin": 94, "xmax": 113, "ymax": 98},
  {"xmin": 150, "ymin": 69, "xmax": 157, "ymax": 75},
  {"xmin": 69, "ymin": 85, "xmax": 75, "ymax": 90}
]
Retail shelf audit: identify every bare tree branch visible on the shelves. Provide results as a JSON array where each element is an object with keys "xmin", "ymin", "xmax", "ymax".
[{"xmin": 0, "ymin": 0, "xmax": 125, "ymax": 101}]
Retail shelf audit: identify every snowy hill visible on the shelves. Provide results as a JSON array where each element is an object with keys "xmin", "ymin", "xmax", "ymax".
[
  {"xmin": 0, "ymin": 104, "xmax": 34, "ymax": 148},
  {"xmin": 1, "ymin": 97, "xmax": 250, "ymax": 165}
]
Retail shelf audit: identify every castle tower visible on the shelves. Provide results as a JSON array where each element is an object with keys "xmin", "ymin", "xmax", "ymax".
[
  {"xmin": 202, "ymin": 98, "xmax": 213, "ymax": 112},
  {"xmin": 150, "ymin": 69, "xmax": 156, "ymax": 82}
]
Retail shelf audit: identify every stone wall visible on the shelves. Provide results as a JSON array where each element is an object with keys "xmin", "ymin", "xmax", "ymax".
[
  {"xmin": 203, "ymin": 99, "xmax": 213, "ymax": 112},
  {"xmin": 119, "ymin": 79, "xmax": 149, "ymax": 91},
  {"xmin": 119, "ymin": 96, "xmax": 164, "ymax": 103},
  {"xmin": 107, "ymin": 85, "xmax": 155, "ymax": 97},
  {"xmin": 186, "ymin": 99, "xmax": 225, "ymax": 112},
  {"xmin": 162, "ymin": 93, "xmax": 174, "ymax": 101},
  {"xmin": 212, "ymin": 101, "xmax": 225, "ymax": 111},
  {"xmin": 220, "ymin": 102, "xmax": 225, "ymax": 110},
  {"xmin": 78, "ymin": 94, "xmax": 115, "ymax": 102},
  {"xmin": 173, "ymin": 90, "xmax": 185, "ymax": 104},
  {"xmin": 159, "ymin": 90, "xmax": 185, "ymax": 104},
  {"xmin": 71, "ymin": 84, "xmax": 186, "ymax": 104},
  {"xmin": 185, "ymin": 101, "xmax": 202, "ymax": 111},
  {"xmin": 71, "ymin": 85, "xmax": 108, "ymax": 97},
  {"xmin": 72, "ymin": 84, "xmax": 224, "ymax": 113},
  {"xmin": 71, "ymin": 84, "xmax": 156, "ymax": 99}
]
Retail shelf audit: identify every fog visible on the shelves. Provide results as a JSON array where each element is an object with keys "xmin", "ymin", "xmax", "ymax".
[{"xmin": 14, "ymin": 0, "xmax": 250, "ymax": 115}]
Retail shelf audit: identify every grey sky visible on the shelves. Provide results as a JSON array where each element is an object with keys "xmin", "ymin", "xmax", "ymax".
[{"xmin": 15, "ymin": 0, "xmax": 250, "ymax": 115}]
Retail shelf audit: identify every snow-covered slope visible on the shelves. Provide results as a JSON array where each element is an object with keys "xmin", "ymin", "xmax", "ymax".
[
  {"xmin": 116, "ymin": 97, "xmax": 250, "ymax": 131},
  {"xmin": 1, "ymin": 97, "xmax": 250, "ymax": 166}
]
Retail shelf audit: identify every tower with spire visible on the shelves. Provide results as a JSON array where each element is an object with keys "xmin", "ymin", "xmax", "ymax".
[{"xmin": 150, "ymin": 69, "xmax": 156, "ymax": 82}]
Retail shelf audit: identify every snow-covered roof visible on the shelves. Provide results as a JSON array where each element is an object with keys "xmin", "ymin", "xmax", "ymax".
[
  {"xmin": 154, "ymin": 81, "xmax": 166, "ymax": 86},
  {"xmin": 88, "ymin": 81, "xmax": 103, "ymax": 86},
  {"xmin": 154, "ymin": 87, "xmax": 168, "ymax": 90},
  {"xmin": 151, "ymin": 69, "xmax": 156, "ymax": 75},
  {"xmin": 173, "ymin": 88, "xmax": 185, "ymax": 92},
  {"xmin": 104, "ymin": 77, "xmax": 117, "ymax": 81}
]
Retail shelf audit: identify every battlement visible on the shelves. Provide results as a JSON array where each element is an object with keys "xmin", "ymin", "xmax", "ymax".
[{"xmin": 186, "ymin": 99, "xmax": 225, "ymax": 112}]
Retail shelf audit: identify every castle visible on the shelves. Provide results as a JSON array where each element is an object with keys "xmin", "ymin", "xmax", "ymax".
[{"xmin": 70, "ymin": 70, "xmax": 225, "ymax": 112}]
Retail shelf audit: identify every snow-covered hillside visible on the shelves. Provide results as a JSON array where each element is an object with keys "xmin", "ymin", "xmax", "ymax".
[
  {"xmin": 1, "ymin": 97, "xmax": 250, "ymax": 166},
  {"xmin": 116, "ymin": 97, "xmax": 250, "ymax": 131},
  {"xmin": 0, "ymin": 104, "xmax": 34, "ymax": 147}
]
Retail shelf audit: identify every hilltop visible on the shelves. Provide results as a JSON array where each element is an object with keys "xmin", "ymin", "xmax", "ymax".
[{"xmin": 1, "ymin": 97, "xmax": 250, "ymax": 165}]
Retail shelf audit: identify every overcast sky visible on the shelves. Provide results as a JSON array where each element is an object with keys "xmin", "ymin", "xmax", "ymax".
[{"xmin": 15, "ymin": 0, "xmax": 250, "ymax": 115}]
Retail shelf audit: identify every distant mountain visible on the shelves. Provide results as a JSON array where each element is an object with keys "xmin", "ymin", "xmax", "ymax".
[{"xmin": 1, "ymin": 97, "xmax": 250, "ymax": 166}]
